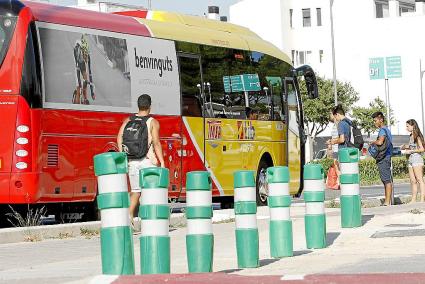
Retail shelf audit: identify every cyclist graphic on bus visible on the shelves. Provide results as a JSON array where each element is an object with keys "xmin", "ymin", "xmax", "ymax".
[{"xmin": 72, "ymin": 34, "xmax": 95, "ymax": 104}]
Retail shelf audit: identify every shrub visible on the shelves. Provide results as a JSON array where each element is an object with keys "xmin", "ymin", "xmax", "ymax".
[{"xmin": 313, "ymin": 156, "xmax": 410, "ymax": 185}]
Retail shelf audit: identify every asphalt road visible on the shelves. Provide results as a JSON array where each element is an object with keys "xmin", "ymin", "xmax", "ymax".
[{"xmin": 326, "ymin": 183, "xmax": 411, "ymax": 200}]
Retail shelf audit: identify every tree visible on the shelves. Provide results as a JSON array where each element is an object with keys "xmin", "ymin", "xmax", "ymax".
[
  {"xmin": 300, "ymin": 76, "xmax": 359, "ymax": 140},
  {"xmin": 352, "ymin": 97, "xmax": 395, "ymax": 137}
]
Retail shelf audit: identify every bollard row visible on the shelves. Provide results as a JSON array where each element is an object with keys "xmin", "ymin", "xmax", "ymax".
[{"xmin": 94, "ymin": 153, "xmax": 362, "ymax": 276}]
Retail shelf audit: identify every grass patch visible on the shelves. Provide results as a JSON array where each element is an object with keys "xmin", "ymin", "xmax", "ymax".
[
  {"xmin": 213, "ymin": 217, "xmax": 235, "ymax": 224},
  {"xmin": 80, "ymin": 227, "xmax": 100, "ymax": 239},
  {"xmin": 6, "ymin": 205, "xmax": 47, "ymax": 228},
  {"xmin": 23, "ymin": 232, "xmax": 42, "ymax": 242},
  {"xmin": 326, "ymin": 199, "xmax": 340, "ymax": 208},
  {"xmin": 409, "ymin": 208, "xmax": 423, "ymax": 215},
  {"xmin": 57, "ymin": 232, "xmax": 74, "ymax": 239}
]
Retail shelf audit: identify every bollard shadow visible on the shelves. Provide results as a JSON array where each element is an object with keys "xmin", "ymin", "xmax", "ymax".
[
  {"xmin": 293, "ymin": 250, "xmax": 312, "ymax": 257},
  {"xmin": 220, "ymin": 268, "xmax": 243, "ymax": 274},
  {"xmin": 326, "ymin": 232, "xmax": 341, "ymax": 246},
  {"xmin": 362, "ymin": 214, "xmax": 375, "ymax": 226},
  {"xmin": 259, "ymin": 258, "xmax": 280, "ymax": 268}
]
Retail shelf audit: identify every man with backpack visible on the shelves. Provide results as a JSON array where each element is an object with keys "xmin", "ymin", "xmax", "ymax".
[
  {"xmin": 117, "ymin": 94, "xmax": 165, "ymax": 223},
  {"xmin": 329, "ymin": 104, "xmax": 364, "ymax": 150},
  {"xmin": 370, "ymin": 111, "xmax": 393, "ymax": 206}
]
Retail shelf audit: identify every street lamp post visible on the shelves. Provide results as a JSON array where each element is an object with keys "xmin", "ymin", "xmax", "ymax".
[
  {"xmin": 330, "ymin": 0, "xmax": 338, "ymax": 106},
  {"xmin": 420, "ymin": 59, "xmax": 425, "ymax": 134}
]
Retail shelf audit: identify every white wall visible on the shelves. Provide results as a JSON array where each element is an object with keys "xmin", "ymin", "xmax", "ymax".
[{"xmin": 230, "ymin": 0, "xmax": 425, "ymax": 135}]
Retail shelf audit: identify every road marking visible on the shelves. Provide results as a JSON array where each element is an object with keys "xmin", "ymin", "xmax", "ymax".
[
  {"xmin": 281, "ymin": 274, "xmax": 306, "ymax": 281},
  {"xmin": 89, "ymin": 275, "xmax": 119, "ymax": 284}
]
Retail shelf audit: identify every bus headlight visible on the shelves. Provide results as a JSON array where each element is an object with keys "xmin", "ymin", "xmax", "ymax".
[
  {"xmin": 16, "ymin": 162, "xmax": 28, "ymax": 169},
  {"xmin": 16, "ymin": 138, "xmax": 29, "ymax": 145},
  {"xmin": 16, "ymin": 150, "xmax": 28, "ymax": 157},
  {"xmin": 4, "ymin": 19, "xmax": 12, "ymax": 28}
]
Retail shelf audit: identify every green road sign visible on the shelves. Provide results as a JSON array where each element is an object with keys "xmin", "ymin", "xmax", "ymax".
[
  {"xmin": 266, "ymin": 76, "xmax": 282, "ymax": 87},
  {"xmin": 386, "ymin": 56, "xmax": 402, "ymax": 79},
  {"xmin": 223, "ymin": 76, "xmax": 231, "ymax": 93},
  {"xmin": 369, "ymin": 57, "xmax": 385, "ymax": 80},
  {"xmin": 230, "ymin": 75, "xmax": 244, "ymax": 92},
  {"xmin": 223, "ymin": 74, "xmax": 261, "ymax": 92},
  {"xmin": 242, "ymin": 74, "xmax": 261, "ymax": 91}
]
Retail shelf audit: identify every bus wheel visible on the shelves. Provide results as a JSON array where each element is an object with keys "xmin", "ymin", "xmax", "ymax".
[{"xmin": 256, "ymin": 159, "xmax": 271, "ymax": 206}]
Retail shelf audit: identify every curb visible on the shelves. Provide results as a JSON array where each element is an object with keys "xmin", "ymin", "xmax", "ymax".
[
  {"xmin": 0, "ymin": 196, "xmax": 412, "ymax": 245},
  {"xmin": 325, "ymin": 194, "xmax": 412, "ymax": 208},
  {"xmin": 0, "ymin": 213, "xmax": 185, "ymax": 245}
]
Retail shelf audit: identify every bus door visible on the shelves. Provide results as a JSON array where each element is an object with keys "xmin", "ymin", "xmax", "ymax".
[
  {"xmin": 178, "ymin": 53, "xmax": 205, "ymax": 197},
  {"xmin": 284, "ymin": 78, "xmax": 302, "ymax": 193}
]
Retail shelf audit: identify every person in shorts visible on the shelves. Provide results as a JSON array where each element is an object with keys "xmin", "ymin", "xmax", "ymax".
[
  {"xmin": 401, "ymin": 119, "xmax": 425, "ymax": 203},
  {"xmin": 117, "ymin": 94, "xmax": 165, "ymax": 221},
  {"xmin": 370, "ymin": 112, "xmax": 393, "ymax": 206}
]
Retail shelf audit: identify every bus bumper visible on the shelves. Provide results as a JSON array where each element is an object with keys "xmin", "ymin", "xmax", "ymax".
[{"xmin": 0, "ymin": 172, "xmax": 40, "ymax": 203}]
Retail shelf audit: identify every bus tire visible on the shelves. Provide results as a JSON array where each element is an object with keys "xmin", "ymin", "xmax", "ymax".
[{"xmin": 256, "ymin": 158, "xmax": 272, "ymax": 206}]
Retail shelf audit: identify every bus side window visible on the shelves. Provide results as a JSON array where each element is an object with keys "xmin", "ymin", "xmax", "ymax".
[
  {"xmin": 248, "ymin": 90, "xmax": 270, "ymax": 121},
  {"xmin": 201, "ymin": 46, "xmax": 230, "ymax": 118},
  {"xmin": 228, "ymin": 92, "xmax": 246, "ymax": 119},
  {"xmin": 179, "ymin": 55, "xmax": 203, "ymax": 117},
  {"xmin": 21, "ymin": 25, "xmax": 42, "ymax": 108}
]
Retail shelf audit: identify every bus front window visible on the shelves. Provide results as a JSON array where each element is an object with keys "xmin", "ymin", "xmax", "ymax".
[{"xmin": 0, "ymin": 15, "xmax": 17, "ymax": 67}]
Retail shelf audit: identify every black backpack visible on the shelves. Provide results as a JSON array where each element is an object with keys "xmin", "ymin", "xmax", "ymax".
[
  {"xmin": 122, "ymin": 115, "xmax": 151, "ymax": 159},
  {"xmin": 347, "ymin": 120, "xmax": 364, "ymax": 150}
]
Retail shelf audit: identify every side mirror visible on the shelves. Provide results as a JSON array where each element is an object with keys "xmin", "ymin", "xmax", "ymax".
[{"xmin": 295, "ymin": 65, "xmax": 319, "ymax": 99}]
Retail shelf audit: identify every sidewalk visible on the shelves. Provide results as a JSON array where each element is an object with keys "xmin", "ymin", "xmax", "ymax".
[{"xmin": 1, "ymin": 203, "xmax": 424, "ymax": 283}]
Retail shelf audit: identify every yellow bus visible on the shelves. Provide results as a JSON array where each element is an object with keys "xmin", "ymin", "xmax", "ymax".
[{"xmin": 124, "ymin": 11, "xmax": 319, "ymax": 205}]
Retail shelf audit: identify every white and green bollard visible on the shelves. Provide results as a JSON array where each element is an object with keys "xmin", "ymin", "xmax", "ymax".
[
  {"xmin": 304, "ymin": 164, "xmax": 327, "ymax": 249},
  {"xmin": 139, "ymin": 167, "xmax": 170, "ymax": 274},
  {"xmin": 93, "ymin": 152, "xmax": 135, "ymax": 275},
  {"xmin": 267, "ymin": 166, "xmax": 293, "ymax": 258},
  {"xmin": 339, "ymin": 148, "xmax": 362, "ymax": 228},
  {"xmin": 234, "ymin": 170, "xmax": 259, "ymax": 268},
  {"xmin": 185, "ymin": 171, "xmax": 214, "ymax": 273}
]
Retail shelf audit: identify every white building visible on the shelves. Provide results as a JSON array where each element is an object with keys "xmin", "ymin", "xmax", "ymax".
[{"xmin": 230, "ymin": 0, "xmax": 425, "ymax": 135}]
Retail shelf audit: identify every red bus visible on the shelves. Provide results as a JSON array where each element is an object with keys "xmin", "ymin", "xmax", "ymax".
[{"xmin": 0, "ymin": 1, "xmax": 317, "ymax": 223}]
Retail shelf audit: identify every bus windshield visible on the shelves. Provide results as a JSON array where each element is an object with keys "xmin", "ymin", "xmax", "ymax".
[{"xmin": 0, "ymin": 15, "xmax": 17, "ymax": 67}]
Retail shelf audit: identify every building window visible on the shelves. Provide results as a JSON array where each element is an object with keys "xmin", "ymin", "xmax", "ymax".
[
  {"xmin": 375, "ymin": 2, "xmax": 389, "ymax": 18},
  {"xmin": 317, "ymin": 8, "xmax": 322, "ymax": 26},
  {"xmin": 376, "ymin": 3, "xmax": 383, "ymax": 18},
  {"xmin": 319, "ymin": 50, "xmax": 324, "ymax": 63},
  {"xmin": 291, "ymin": 50, "xmax": 295, "ymax": 64},
  {"xmin": 290, "ymin": 9, "xmax": 293, "ymax": 28},
  {"xmin": 302, "ymin": 8, "xmax": 311, "ymax": 27},
  {"xmin": 298, "ymin": 51, "xmax": 312, "ymax": 65}
]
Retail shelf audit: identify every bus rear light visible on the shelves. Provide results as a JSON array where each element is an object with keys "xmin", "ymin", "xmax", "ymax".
[
  {"xmin": 16, "ymin": 162, "xmax": 28, "ymax": 170},
  {"xmin": 16, "ymin": 150, "xmax": 28, "ymax": 157},
  {"xmin": 16, "ymin": 125, "xmax": 29, "ymax": 133},
  {"xmin": 16, "ymin": 137, "xmax": 29, "ymax": 145},
  {"xmin": 15, "ymin": 181, "xmax": 23, "ymax": 188}
]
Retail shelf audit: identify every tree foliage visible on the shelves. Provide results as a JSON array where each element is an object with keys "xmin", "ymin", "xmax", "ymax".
[
  {"xmin": 300, "ymin": 76, "xmax": 359, "ymax": 138},
  {"xmin": 352, "ymin": 97, "xmax": 395, "ymax": 137}
]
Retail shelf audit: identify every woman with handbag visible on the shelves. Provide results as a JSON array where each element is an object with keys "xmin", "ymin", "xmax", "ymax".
[{"xmin": 401, "ymin": 119, "xmax": 425, "ymax": 203}]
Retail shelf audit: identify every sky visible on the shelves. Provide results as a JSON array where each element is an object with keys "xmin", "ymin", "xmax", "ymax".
[{"xmin": 50, "ymin": 0, "xmax": 241, "ymax": 17}]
